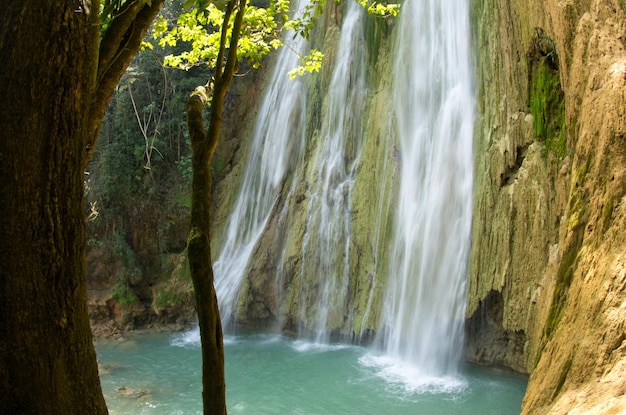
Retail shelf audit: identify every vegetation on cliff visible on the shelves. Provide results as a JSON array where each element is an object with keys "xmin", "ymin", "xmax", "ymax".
[{"xmin": 86, "ymin": 20, "xmax": 205, "ymax": 329}]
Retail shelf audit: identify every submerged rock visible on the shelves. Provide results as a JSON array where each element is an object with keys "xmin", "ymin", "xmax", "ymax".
[{"xmin": 115, "ymin": 386, "xmax": 150, "ymax": 399}]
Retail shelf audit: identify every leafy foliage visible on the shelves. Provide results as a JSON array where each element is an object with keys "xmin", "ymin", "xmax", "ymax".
[
  {"xmin": 152, "ymin": 0, "xmax": 399, "ymax": 80},
  {"xmin": 86, "ymin": 4, "xmax": 207, "ymax": 301},
  {"xmin": 152, "ymin": 0, "xmax": 336, "ymax": 77},
  {"xmin": 283, "ymin": 0, "xmax": 326, "ymax": 40},
  {"xmin": 356, "ymin": 0, "xmax": 399, "ymax": 17},
  {"xmin": 153, "ymin": 0, "xmax": 291, "ymax": 69},
  {"xmin": 288, "ymin": 49, "xmax": 323, "ymax": 78}
]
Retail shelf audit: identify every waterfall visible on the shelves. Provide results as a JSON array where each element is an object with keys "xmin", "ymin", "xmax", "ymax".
[
  {"xmin": 213, "ymin": 3, "xmax": 309, "ymax": 325},
  {"xmin": 378, "ymin": 0, "xmax": 474, "ymax": 378},
  {"xmin": 298, "ymin": 0, "xmax": 366, "ymax": 341},
  {"xmin": 213, "ymin": 0, "xmax": 474, "ymax": 376}
]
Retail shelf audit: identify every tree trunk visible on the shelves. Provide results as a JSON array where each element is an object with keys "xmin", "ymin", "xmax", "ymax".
[
  {"xmin": 0, "ymin": 1, "xmax": 165, "ymax": 413},
  {"xmin": 185, "ymin": 0, "xmax": 246, "ymax": 413},
  {"xmin": 187, "ymin": 86, "xmax": 228, "ymax": 415},
  {"xmin": 0, "ymin": 2, "xmax": 107, "ymax": 414}
]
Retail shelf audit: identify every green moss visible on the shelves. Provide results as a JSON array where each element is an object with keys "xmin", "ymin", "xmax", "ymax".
[
  {"xmin": 544, "ymin": 155, "xmax": 593, "ymax": 338},
  {"xmin": 365, "ymin": 14, "xmax": 390, "ymax": 68},
  {"xmin": 577, "ymin": 156, "xmax": 591, "ymax": 183},
  {"xmin": 544, "ymin": 228, "xmax": 583, "ymax": 338},
  {"xmin": 552, "ymin": 355, "xmax": 573, "ymax": 399},
  {"xmin": 529, "ymin": 58, "xmax": 566, "ymax": 160},
  {"xmin": 567, "ymin": 158, "xmax": 591, "ymax": 229},
  {"xmin": 154, "ymin": 288, "xmax": 181, "ymax": 309},
  {"xmin": 111, "ymin": 283, "xmax": 138, "ymax": 306},
  {"xmin": 211, "ymin": 155, "xmax": 225, "ymax": 174}
]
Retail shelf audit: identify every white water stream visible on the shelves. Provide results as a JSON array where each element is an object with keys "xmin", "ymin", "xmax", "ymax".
[
  {"xmin": 298, "ymin": 0, "xmax": 366, "ymax": 341},
  {"xmin": 378, "ymin": 0, "xmax": 474, "ymax": 378},
  {"xmin": 214, "ymin": 0, "xmax": 474, "ymax": 382}
]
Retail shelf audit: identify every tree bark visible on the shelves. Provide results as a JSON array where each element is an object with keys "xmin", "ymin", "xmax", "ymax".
[
  {"xmin": 0, "ymin": 1, "xmax": 164, "ymax": 413},
  {"xmin": 0, "ymin": 2, "xmax": 108, "ymax": 413},
  {"xmin": 187, "ymin": 86, "xmax": 228, "ymax": 415},
  {"xmin": 185, "ymin": 0, "xmax": 247, "ymax": 413}
]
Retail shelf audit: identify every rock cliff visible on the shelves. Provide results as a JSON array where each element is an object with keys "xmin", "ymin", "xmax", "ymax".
[{"xmin": 466, "ymin": 0, "xmax": 626, "ymax": 413}]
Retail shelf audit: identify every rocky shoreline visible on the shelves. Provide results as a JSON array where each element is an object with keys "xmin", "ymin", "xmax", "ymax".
[{"xmin": 88, "ymin": 287, "xmax": 195, "ymax": 341}]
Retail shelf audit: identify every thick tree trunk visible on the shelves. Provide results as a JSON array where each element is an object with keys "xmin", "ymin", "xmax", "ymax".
[
  {"xmin": 0, "ymin": 2, "xmax": 107, "ymax": 414},
  {"xmin": 0, "ymin": 1, "xmax": 165, "ymax": 413}
]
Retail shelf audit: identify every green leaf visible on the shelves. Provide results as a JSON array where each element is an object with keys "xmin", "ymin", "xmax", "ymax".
[{"xmin": 288, "ymin": 48, "xmax": 323, "ymax": 79}]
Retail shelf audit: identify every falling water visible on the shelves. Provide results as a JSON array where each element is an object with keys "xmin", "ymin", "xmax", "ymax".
[
  {"xmin": 213, "ymin": 3, "xmax": 310, "ymax": 325},
  {"xmin": 379, "ymin": 0, "xmax": 474, "ymax": 377},
  {"xmin": 298, "ymin": 0, "xmax": 366, "ymax": 341},
  {"xmin": 214, "ymin": 0, "xmax": 474, "ymax": 372}
]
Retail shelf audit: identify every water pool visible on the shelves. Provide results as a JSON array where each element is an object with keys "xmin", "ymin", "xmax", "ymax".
[{"xmin": 96, "ymin": 332, "xmax": 527, "ymax": 415}]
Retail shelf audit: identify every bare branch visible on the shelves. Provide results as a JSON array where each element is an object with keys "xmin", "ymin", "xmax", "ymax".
[
  {"xmin": 213, "ymin": 0, "xmax": 239, "ymax": 84},
  {"xmin": 84, "ymin": 0, "xmax": 166, "ymax": 167},
  {"xmin": 204, "ymin": 0, "xmax": 247, "ymax": 159}
]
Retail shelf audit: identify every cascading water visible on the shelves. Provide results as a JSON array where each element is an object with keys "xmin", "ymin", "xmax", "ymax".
[
  {"xmin": 213, "ymin": 0, "xmax": 474, "ymax": 376},
  {"xmin": 213, "ymin": 3, "xmax": 310, "ymax": 325},
  {"xmin": 377, "ymin": 0, "xmax": 474, "ymax": 379},
  {"xmin": 297, "ymin": 0, "xmax": 366, "ymax": 341}
]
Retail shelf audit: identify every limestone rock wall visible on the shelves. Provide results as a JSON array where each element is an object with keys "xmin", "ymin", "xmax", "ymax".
[{"xmin": 468, "ymin": 0, "xmax": 626, "ymax": 413}]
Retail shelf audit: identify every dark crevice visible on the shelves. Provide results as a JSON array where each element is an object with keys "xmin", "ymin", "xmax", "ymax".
[
  {"xmin": 464, "ymin": 290, "xmax": 528, "ymax": 373},
  {"xmin": 500, "ymin": 144, "xmax": 530, "ymax": 187}
]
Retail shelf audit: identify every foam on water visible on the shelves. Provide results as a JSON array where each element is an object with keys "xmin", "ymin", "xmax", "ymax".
[
  {"xmin": 169, "ymin": 327, "xmax": 200, "ymax": 348},
  {"xmin": 290, "ymin": 339, "xmax": 354, "ymax": 354},
  {"xmin": 170, "ymin": 328, "xmax": 238, "ymax": 348},
  {"xmin": 359, "ymin": 353, "xmax": 468, "ymax": 396}
]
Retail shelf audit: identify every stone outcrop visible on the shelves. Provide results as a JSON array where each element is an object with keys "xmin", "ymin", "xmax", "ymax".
[{"xmin": 467, "ymin": 0, "xmax": 626, "ymax": 413}]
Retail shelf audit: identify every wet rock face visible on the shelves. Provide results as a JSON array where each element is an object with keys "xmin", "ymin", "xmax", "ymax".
[
  {"xmin": 464, "ymin": 290, "xmax": 527, "ymax": 373},
  {"xmin": 211, "ymin": 15, "xmax": 398, "ymax": 339},
  {"xmin": 470, "ymin": 0, "xmax": 626, "ymax": 413}
]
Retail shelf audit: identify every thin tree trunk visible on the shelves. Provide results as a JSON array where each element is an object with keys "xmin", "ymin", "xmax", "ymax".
[
  {"xmin": 185, "ymin": 0, "xmax": 247, "ymax": 412},
  {"xmin": 187, "ymin": 85, "xmax": 228, "ymax": 415}
]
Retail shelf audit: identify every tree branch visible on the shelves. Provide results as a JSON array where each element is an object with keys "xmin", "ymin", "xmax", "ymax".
[
  {"xmin": 84, "ymin": 0, "xmax": 166, "ymax": 167},
  {"xmin": 204, "ymin": 0, "xmax": 247, "ymax": 159},
  {"xmin": 97, "ymin": 0, "xmax": 144, "ymax": 81},
  {"xmin": 223, "ymin": 0, "xmax": 246, "ymax": 86},
  {"xmin": 213, "ymin": 0, "xmax": 238, "ymax": 84},
  {"xmin": 187, "ymin": 86, "xmax": 209, "ymax": 155}
]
